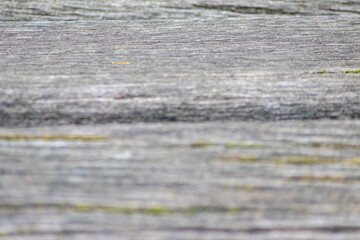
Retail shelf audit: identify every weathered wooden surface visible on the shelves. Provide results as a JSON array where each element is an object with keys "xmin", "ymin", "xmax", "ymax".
[
  {"xmin": 1, "ymin": 0, "xmax": 360, "ymax": 20},
  {"xmin": 1, "ymin": 2, "xmax": 360, "ymax": 239},
  {"xmin": 1, "ymin": 121, "xmax": 360, "ymax": 239},
  {"xmin": 1, "ymin": 18, "xmax": 360, "ymax": 126}
]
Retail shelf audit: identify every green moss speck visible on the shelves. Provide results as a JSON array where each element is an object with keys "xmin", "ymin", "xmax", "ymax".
[
  {"xmin": 240, "ymin": 143, "xmax": 261, "ymax": 149},
  {"xmin": 222, "ymin": 155, "xmax": 260, "ymax": 163},
  {"xmin": 0, "ymin": 134, "xmax": 109, "ymax": 141},
  {"xmin": 0, "ymin": 232, "xmax": 8, "ymax": 237},
  {"xmin": 343, "ymin": 69, "xmax": 360, "ymax": 74},
  {"xmin": 224, "ymin": 143, "xmax": 238, "ymax": 148},
  {"xmin": 273, "ymin": 156, "xmax": 336, "ymax": 165},
  {"xmin": 74, "ymin": 204, "xmax": 96, "ymax": 212},
  {"xmin": 227, "ymin": 207, "xmax": 242, "ymax": 214},
  {"xmin": 190, "ymin": 141, "xmax": 217, "ymax": 148},
  {"xmin": 224, "ymin": 142, "xmax": 261, "ymax": 149},
  {"xmin": 145, "ymin": 207, "xmax": 169, "ymax": 215},
  {"xmin": 316, "ymin": 70, "xmax": 334, "ymax": 74},
  {"xmin": 288, "ymin": 175, "xmax": 346, "ymax": 182},
  {"xmin": 350, "ymin": 158, "xmax": 360, "ymax": 166}
]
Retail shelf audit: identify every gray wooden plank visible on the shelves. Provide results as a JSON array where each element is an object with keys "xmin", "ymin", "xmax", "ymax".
[
  {"xmin": 1, "ymin": 5, "xmax": 360, "ymax": 239},
  {"xmin": 1, "ymin": 0, "xmax": 360, "ymax": 20},
  {"xmin": 0, "ymin": 121, "xmax": 360, "ymax": 239},
  {"xmin": 1, "ymin": 18, "xmax": 360, "ymax": 126}
]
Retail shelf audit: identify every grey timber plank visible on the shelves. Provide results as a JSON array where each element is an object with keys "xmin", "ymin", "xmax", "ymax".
[
  {"xmin": 0, "ymin": 121, "xmax": 360, "ymax": 239},
  {"xmin": 0, "ymin": 18, "xmax": 359, "ymax": 126},
  {"xmin": 1, "ymin": 2, "xmax": 360, "ymax": 239}
]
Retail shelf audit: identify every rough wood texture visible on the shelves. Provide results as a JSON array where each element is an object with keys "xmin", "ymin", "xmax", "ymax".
[
  {"xmin": 1, "ymin": 121, "xmax": 360, "ymax": 240},
  {"xmin": 1, "ymin": 1, "xmax": 360, "ymax": 239},
  {"xmin": 1, "ymin": 0, "xmax": 360, "ymax": 20},
  {"xmin": 1, "ymin": 18, "xmax": 360, "ymax": 126}
]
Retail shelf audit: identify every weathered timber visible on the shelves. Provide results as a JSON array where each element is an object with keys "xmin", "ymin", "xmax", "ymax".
[
  {"xmin": 0, "ymin": 18, "xmax": 360, "ymax": 126},
  {"xmin": 1, "ymin": 0, "xmax": 360, "ymax": 20},
  {"xmin": 1, "ymin": 121, "xmax": 360, "ymax": 239},
  {"xmin": 1, "ymin": 5, "xmax": 360, "ymax": 240}
]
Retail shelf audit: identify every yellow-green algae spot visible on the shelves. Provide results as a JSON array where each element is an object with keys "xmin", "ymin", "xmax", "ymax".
[
  {"xmin": 224, "ymin": 142, "xmax": 238, "ymax": 149},
  {"xmin": 288, "ymin": 175, "xmax": 347, "ymax": 183},
  {"xmin": 310, "ymin": 142, "xmax": 360, "ymax": 149},
  {"xmin": 315, "ymin": 69, "xmax": 360, "ymax": 74},
  {"xmin": 316, "ymin": 70, "xmax": 335, "ymax": 74},
  {"xmin": 71, "ymin": 204, "xmax": 170, "ymax": 215},
  {"xmin": 343, "ymin": 69, "xmax": 360, "ymax": 74},
  {"xmin": 2, "ymin": 204, "xmax": 250, "ymax": 216},
  {"xmin": 145, "ymin": 207, "xmax": 169, "ymax": 215},
  {"xmin": 240, "ymin": 143, "xmax": 262, "ymax": 149},
  {"xmin": 221, "ymin": 155, "xmax": 360, "ymax": 167},
  {"xmin": 190, "ymin": 141, "xmax": 218, "ymax": 148},
  {"xmin": 0, "ymin": 134, "xmax": 109, "ymax": 141},
  {"xmin": 0, "ymin": 232, "xmax": 8, "ymax": 237},
  {"xmin": 102, "ymin": 206, "xmax": 136, "ymax": 214},
  {"xmin": 227, "ymin": 207, "xmax": 242, "ymax": 215},
  {"xmin": 224, "ymin": 142, "xmax": 262, "ymax": 149},
  {"xmin": 273, "ymin": 156, "xmax": 337, "ymax": 165},
  {"xmin": 74, "ymin": 204, "xmax": 97, "ymax": 212},
  {"xmin": 350, "ymin": 158, "xmax": 360, "ymax": 166},
  {"xmin": 222, "ymin": 155, "xmax": 260, "ymax": 163}
]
